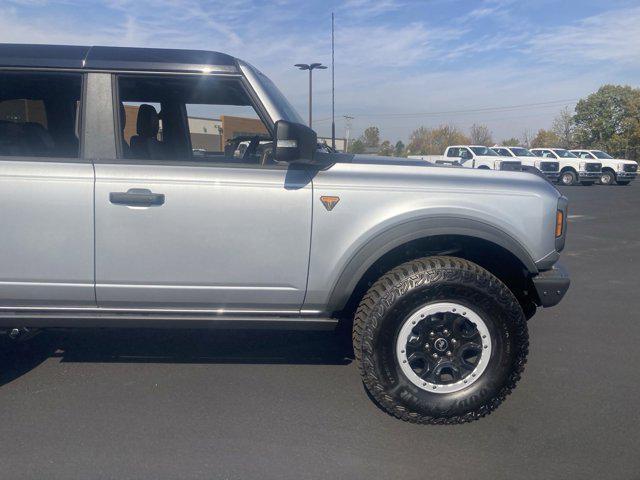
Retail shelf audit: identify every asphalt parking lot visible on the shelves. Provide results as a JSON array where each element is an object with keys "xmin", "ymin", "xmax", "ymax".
[{"xmin": 0, "ymin": 182, "xmax": 638, "ymax": 480}]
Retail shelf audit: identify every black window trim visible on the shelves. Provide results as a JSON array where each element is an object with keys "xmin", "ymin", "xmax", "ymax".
[{"xmin": 0, "ymin": 69, "xmax": 88, "ymax": 163}]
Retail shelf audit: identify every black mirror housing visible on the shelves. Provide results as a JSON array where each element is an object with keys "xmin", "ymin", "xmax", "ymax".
[{"xmin": 274, "ymin": 120, "xmax": 317, "ymax": 164}]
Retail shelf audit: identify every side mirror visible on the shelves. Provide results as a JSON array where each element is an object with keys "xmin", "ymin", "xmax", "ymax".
[{"xmin": 274, "ymin": 120, "xmax": 317, "ymax": 164}]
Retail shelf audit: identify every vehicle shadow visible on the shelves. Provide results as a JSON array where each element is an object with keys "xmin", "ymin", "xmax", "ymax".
[{"xmin": 0, "ymin": 328, "xmax": 353, "ymax": 388}]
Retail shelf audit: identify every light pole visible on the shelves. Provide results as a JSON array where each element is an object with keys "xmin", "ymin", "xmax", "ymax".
[{"xmin": 295, "ymin": 63, "xmax": 327, "ymax": 128}]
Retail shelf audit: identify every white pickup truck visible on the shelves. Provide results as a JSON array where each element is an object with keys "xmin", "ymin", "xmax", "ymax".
[
  {"xmin": 409, "ymin": 145, "xmax": 522, "ymax": 171},
  {"xmin": 530, "ymin": 148, "xmax": 602, "ymax": 186},
  {"xmin": 570, "ymin": 149, "xmax": 638, "ymax": 186},
  {"xmin": 493, "ymin": 146, "xmax": 560, "ymax": 182}
]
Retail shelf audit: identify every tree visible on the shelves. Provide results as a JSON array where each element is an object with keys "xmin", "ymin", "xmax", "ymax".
[
  {"xmin": 362, "ymin": 126, "xmax": 380, "ymax": 148},
  {"xmin": 378, "ymin": 140, "xmax": 394, "ymax": 156},
  {"xmin": 394, "ymin": 140, "xmax": 406, "ymax": 157},
  {"xmin": 552, "ymin": 106, "xmax": 575, "ymax": 149},
  {"xmin": 573, "ymin": 84, "xmax": 640, "ymax": 159},
  {"xmin": 501, "ymin": 137, "xmax": 520, "ymax": 146},
  {"xmin": 469, "ymin": 123, "xmax": 493, "ymax": 145},
  {"xmin": 349, "ymin": 139, "xmax": 366, "ymax": 154},
  {"xmin": 530, "ymin": 129, "xmax": 560, "ymax": 148},
  {"xmin": 520, "ymin": 129, "xmax": 533, "ymax": 148},
  {"xmin": 407, "ymin": 124, "xmax": 471, "ymax": 155}
]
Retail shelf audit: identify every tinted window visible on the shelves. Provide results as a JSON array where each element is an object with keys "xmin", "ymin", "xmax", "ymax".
[
  {"xmin": 553, "ymin": 149, "xmax": 577, "ymax": 158},
  {"xmin": 592, "ymin": 150, "xmax": 613, "ymax": 159},
  {"xmin": 470, "ymin": 146, "xmax": 499, "ymax": 156},
  {"xmin": 447, "ymin": 148, "xmax": 459, "ymax": 157},
  {"xmin": 576, "ymin": 151, "xmax": 594, "ymax": 159},
  {"xmin": 0, "ymin": 72, "xmax": 82, "ymax": 158},
  {"xmin": 495, "ymin": 148, "xmax": 512, "ymax": 157},
  {"xmin": 117, "ymin": 75, "xmax": 273, "ymax": 165}
]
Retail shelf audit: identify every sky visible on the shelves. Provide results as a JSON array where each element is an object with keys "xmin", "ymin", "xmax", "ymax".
[{"xmin": 1, "ymin": 0, "xmax": 639, "ymax": 144}]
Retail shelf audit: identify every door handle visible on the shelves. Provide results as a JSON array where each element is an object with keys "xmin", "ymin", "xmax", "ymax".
[{"xmin": 109, "ymin": 188, "xmax": 165, "ymax": 207}]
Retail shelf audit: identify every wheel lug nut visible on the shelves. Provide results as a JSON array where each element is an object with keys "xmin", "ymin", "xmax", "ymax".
[
  {"xmin": 443, "ymin": 329, "xmax": 450, "ymax": 336},
  {"xmin": 432, "ymin": 353, "xmax": 438, "ymax": 358},
  {"xmin": 424, "ymin": 344, "xmax": 430, "ymax": 349},
  {"xmin": 446, "ymin": 351, "xmax": 452, "ymax": 356},
  {"xmin": 451, "ymin": 339, "xmax": 457, "ymax": 344},
  {"xmin": 429, "ymin": 331, "xmax": 435, "ymax": 337}
]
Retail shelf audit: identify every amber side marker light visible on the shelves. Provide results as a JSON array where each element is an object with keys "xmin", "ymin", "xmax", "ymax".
[{"xmin": 555, "ymin": 210, "xmax": 564, "ymax": 238}]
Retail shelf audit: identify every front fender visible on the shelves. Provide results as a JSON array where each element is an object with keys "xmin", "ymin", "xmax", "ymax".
[{"xmin": 314, "ymin": 215, "xmax": 538, "ymax": 313}]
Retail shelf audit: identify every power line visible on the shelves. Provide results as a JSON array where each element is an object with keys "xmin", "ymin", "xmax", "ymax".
[{"xmin": 313, "ymin": 98, "xmax": 579, "ymax": 123}]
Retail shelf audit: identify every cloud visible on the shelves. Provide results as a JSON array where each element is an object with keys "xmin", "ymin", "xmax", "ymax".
[
  {"xmin": 527, "ymin": 6, "xmax": 640, "ymax": 65},
  {"xmin": 0, "ymin": 0, "xmax": 638, "ymax": 142}
]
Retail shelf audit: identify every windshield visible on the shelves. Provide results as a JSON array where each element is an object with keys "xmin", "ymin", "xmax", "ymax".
[
  {"xmin": 511, "ymin": 147, "xmax": 536, "ymax": 157},
  {"xmin": 240, "ymin": 62, "xmax": 305, "ymax": 125},
  {"xmin": 470, "ymin": 146, "xmax": 499, "ymax": 156},
  {"xmin": 553, "ymin": 149, "xmax": 578, "ymax": 158},
  {"xmin": 592, "ymin": 150, "xmax": 613, "ymax": 159}
]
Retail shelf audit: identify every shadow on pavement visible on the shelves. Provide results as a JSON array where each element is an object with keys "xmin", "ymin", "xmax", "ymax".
[{"xmin": 0, "ymin": 328, "xmax": 354, "ymax": 387}]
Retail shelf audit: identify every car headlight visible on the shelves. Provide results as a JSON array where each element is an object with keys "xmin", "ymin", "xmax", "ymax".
[{"xmin": 579, "ymin": 162, "xmax": 586, "ymax": 171}]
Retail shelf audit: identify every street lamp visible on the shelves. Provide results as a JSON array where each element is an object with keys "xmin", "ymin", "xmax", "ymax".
[{"xmin": 294, "ymin": 63, "xmax": 327, "ymax": 128}]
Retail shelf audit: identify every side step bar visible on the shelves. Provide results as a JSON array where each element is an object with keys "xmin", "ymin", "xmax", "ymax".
[{"xmin": 0, "ymin": 310, "xmax": 338, "ymax": 331}]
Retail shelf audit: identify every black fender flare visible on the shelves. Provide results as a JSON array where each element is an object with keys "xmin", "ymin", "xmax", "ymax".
[{"xmin": 326, "ymin": 216, "xmax": 538, "ymax": 313}]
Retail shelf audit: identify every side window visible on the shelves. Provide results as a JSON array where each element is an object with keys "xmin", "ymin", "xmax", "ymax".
[
  {"xmin": 117, "ymin": 75, "xmax": 273, "ymax": 166},
  {"xmin": 496, "ymin": 148, "xmax": 510, "ymax": 157},
  {"xmin": 0, "ymin": 72, "xmax": 82, "ymax": 158},
  {"xmin": 447, "ymin": 147, "xmax": 459, "ymax": 157},
  {"xmin": 578, "ymin": 152, "xmax": 592, "ymax": 159},
  {"xmin": 459, "ymin": 148, "xmax": 471, "ymax": 159},
  {"xmin": 542, "ymin": 150, "xmax": 555, "ymax": 158}
]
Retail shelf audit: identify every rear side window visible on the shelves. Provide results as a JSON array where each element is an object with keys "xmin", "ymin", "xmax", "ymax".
[{"xmin": 0, "ymin": 72, "xmax": 82, "ymax": 158}]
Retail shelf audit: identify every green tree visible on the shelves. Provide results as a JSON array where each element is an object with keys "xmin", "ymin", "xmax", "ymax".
[
  {"xmin": 501, "ymin": 137, "xmax": 520, "ymax": 146},
  {"xmin": 349, "ymin": 139, "xmax": 366, "ymax": 154},
  {"xmin": 378, "ymin": 140, "xmax": 394, "ymax": 156},
  {"xmin": 394, "ymin": 140, "xmax": 406, "ymax": 157},
  {"xmin": 470, "ymin": 123, "xmax": 493, "ymax": 145},
  {"xmin": 573, "ymin": 84, "xmax": 640, "ymax": 159},
  {"xmin": 530, "ymin": 129, "xmax": 560, "ymax": 148},
  {"xmin": 362, "ymin": 126, "xmax": 380, "ymax": 148},
  {"xmin": 552, "ymin": 106, "xmax": 575, "ymax": 149},
  {"xmin": 407, "ymin": 125, "xmax": 471, "ymax": 155}
]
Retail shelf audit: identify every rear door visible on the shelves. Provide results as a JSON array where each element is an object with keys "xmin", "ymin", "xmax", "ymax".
[
  {"xmin": 0, "ymin": 71, "xmax": 94, "ymax": 307},
  {"xmin": 92, "ymin": 73, "xmax": 312, "ymax": 311}
]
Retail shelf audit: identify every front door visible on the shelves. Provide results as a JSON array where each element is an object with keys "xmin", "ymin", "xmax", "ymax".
[{"xmin": 93, "ymin": 73, "xmax": 312, "ymax": 311}]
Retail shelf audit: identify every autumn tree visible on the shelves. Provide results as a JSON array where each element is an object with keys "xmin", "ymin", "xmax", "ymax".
[
  {"xmin": 362, "ymin": 126, "xmax": 380, "ymax": 149},
  {"xmin": 378, "ymin": 140, "xmax": 394, "ymax": 156},
  {"xmin": 501, "ymin": 137, "xmax": 520, "ymax": 146},
  {"xmin": 552, "ymin": 106, "xmax": 575, "ymax": 149},
  {"xmin": 407, "ymin": 125, "xmax": 471, "ymax": 155},
  {"xmin": 469, "ymin": 123, "xmax": 493, "ymax": 145},
  {"xmin": 530, "ymin": 129, "xmax": 560, "ymax": 148}
]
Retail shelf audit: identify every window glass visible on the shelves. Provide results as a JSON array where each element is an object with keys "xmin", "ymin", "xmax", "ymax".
[
  {"xmin": 511, "ymin": 147, "xmax": 535, "ymax": 157},
  {"xmin": 0, "ymin": 72, "xmax": 82, "ymax": 158},
  {"xmin": 495, "ymin": 148, "xmax": 511, "ymax": 157},
  {"xmin": 447, "ymin": 147, "xmax": 459, "ymax": 157},
  {"xmin": 592, "ymin": 150, "xmax": 613, "ymax": 159},
  {"xmin": 553, "ymin": 149, "xmax": 577, "ymax": 158},
  {"xmin": 470, "ymin": 146, "xmax": 499, "ymax": 156},
  {"xmin": 117, "ymin": 75, "xmax": 273, "ymax": 165}
]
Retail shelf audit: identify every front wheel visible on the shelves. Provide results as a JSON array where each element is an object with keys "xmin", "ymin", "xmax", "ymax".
[
  {"xmin": 559, "ymin": 170, "xmax": 577, "ymax": 186},
  {"xmin": 353, "ymin": 256, "xmax": 528, "ymax": 424},
  {"xmin": 600, "ymin": 171, "xmax": 615, "ymax": 185}
]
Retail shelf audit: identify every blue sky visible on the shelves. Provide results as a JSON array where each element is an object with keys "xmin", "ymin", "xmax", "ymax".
[{"xmin": 2, "ymin": 0, "xmax": 639, "ymax": 143}]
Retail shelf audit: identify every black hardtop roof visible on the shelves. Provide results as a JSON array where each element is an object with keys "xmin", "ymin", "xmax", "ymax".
[{"xmin": 0, "ymin": 44, "xmax": 239, "ymax": 73}]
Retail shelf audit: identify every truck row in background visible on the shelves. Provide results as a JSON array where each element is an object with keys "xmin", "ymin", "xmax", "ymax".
[{"xmin": 409, "ymin": 145, "xmax": 638, "ymax": 186}]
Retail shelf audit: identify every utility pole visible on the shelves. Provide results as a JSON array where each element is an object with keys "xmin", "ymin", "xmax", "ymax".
[
  {"xmin": 331, "ymin": 12, "xmax": 336, "ymax": 150},
  {"xmin": 344, "ymin": 115, "xmax": 354, "ymax": 152},
  {"xmin": 294, "ymin": 63, "xmax": 327, "ymax": 128}
]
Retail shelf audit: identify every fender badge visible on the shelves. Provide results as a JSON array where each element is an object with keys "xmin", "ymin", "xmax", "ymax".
[{"xmin": 320, "ymin": 196, "xmax": 340, "ymax": 211}]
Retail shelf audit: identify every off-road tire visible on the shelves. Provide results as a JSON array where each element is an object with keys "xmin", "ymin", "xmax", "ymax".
[{"xmin": 353, "ymin": 256, "xmax": 528, "ymax": 424}]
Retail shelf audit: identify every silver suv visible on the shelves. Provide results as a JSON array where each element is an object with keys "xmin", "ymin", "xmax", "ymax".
[{"xmin": 0, "ymin": 44, "xmax": 570, "ymax": 424}]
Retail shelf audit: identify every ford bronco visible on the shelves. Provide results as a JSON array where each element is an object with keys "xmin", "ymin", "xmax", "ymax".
[{"xmin": 0, "ymin": 44, "xmax": 569, "ymax": 424}]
